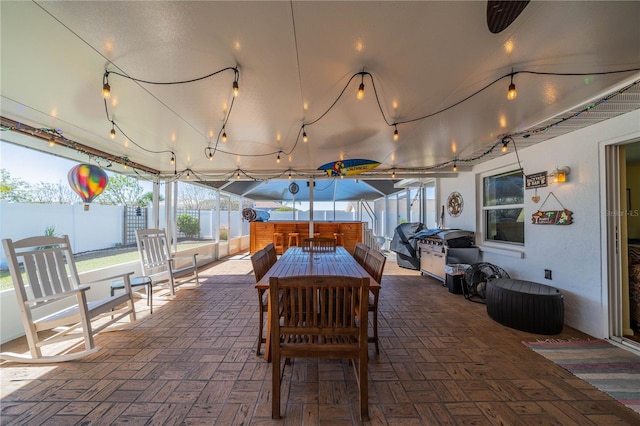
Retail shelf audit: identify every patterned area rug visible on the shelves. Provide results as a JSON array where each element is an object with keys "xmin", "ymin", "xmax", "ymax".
[{"xmin": 523, "ymin": 339, "xmax": 640, "ymax": 414}]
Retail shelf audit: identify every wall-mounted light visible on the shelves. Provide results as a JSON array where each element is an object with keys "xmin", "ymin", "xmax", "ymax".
[{"xmin": 549, "ymin": 166, "xmax": 570, "ymax": 183}]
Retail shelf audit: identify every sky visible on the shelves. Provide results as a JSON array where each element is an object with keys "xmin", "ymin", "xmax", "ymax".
[
  {"xmin": 0, "ymin": 141, "xmax": 349, "ymax": 210},
  {"xmin": 0, "ymin": 141, "xmax": 152, "ymax": 192},
  {"xmin": 1, "ymin": 141, "xmax": 82, "ymax": 184}
]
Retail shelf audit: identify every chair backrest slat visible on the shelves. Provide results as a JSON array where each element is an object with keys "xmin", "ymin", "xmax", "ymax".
[
  {"xmin": 273, "ymin": 275, "xmax": 367, "ymax": 338},
  {"xmin": 136, "ymin": 229, "xmax": 173, "ymax": 275},
  {"xmin": 3, "ymin": 235, "xmax": 78, "ymax": 303},
  {"xmin": 251, "ymin": 248, "xmax": 271, "ymax": 282},
  {"xmin": 363, "ymin": 249, "xmax": 386, "ymax": 283},
  {"xmin": 264, "ymin": 243, "xmax": 277, "ymax": 266},
  {"xmin": 353, "ymin": 242, "xmax": 369, "ymax": 266}
]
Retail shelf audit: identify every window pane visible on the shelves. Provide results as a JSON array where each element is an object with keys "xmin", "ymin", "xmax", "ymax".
[
  {"xmin": 485, "ymin": 208, "xmax": 524, "ymax": 244},
  {"xmin": 483, "ymin": 170, "xmax": 524, "ymax": 206}
]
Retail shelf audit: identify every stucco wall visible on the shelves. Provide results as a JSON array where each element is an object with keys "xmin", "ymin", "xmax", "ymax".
[{"xmin": 440, "ymin": 109, "xmax": 640, "ymax": 338}]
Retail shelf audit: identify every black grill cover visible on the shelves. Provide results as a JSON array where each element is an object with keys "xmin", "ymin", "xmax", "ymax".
[{"xmin": 390, "ymin": 222, "xmax": 425, "ymax": 270}]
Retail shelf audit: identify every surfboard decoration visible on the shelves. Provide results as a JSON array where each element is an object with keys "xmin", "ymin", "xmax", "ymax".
[{"xmin": 318, "ymin": 159, "xmax": 380, "ymax": 177}]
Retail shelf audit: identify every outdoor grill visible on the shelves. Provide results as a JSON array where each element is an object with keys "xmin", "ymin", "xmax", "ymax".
[
  {"xmin": 418, "ymin": 229, "xmax": 475, "ymax": 249},
  {"xmin": 417, "ymin": 229, "xmax": 478, "ymax": 281}
]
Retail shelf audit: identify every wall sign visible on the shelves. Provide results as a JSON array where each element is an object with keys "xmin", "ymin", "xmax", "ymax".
[
  {"xmin": 531, "ymin": 192, "xmax": 573, "ymax": 225},
  {"xmin": 526, "ymin": 171, "xmax": 548, "ymax": 189},
  {"xmin": 531, "ymin": 209, "xmax": 573, "ymax": 225}
]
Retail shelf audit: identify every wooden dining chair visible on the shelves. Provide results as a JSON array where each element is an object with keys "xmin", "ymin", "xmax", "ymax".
[
  {"xmin": 363, "ymin": 248, "xmax": 386, "ymax": 354},
  {"xmin": 270, "ymin": 275, "xmax": 370, "ymax": 421},
  {"xmin": 264, "ymin": 242, "xmax": 277, "ymax": 266},
  {"xmin": 301, "ymin": 237, "xmax": 337, "ymax": 252},
  {"xmin": 251, "ymin": 248, "xmax": 273, "ymax": 355},
  {"xmin": 353, "ymin": 242, "xmax": 369, "ymax": 267}
]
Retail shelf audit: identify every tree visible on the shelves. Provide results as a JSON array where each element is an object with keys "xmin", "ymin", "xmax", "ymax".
[
  {"xmin": 138, "ymin": 191, "xmax": 163, "ymax": 207},
  {"xmin": 30, "ymin": 182, "xmax": 77, "ymax": 204},
  {"xmin": 97, "ymin": 175, "xmax": 145, "ymax": 206},
  {"xmin": 179, "ymin": 182, "xmax": 216, "ymax": 209},
  {"xmin": 0, "ymin": 169, "xmax": 31, "ymax": 202}
]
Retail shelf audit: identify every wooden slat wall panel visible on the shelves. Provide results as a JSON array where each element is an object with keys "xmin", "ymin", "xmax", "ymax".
[{"xmin": 250, "ymin": 222, "xmax": 363, "ymax": 254}]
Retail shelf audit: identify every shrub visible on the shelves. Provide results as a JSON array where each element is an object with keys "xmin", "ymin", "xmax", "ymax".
[{"xmin": 177, "ymin": 214, "xmax": 200, "ymax": 238}]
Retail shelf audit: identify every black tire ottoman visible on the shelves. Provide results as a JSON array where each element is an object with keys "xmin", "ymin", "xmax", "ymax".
[{"xmin": 485, "ymin": 278, "xmax": 564, "ymax": 335}]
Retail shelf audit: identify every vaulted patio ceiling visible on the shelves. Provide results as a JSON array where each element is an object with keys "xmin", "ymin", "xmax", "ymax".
[{"xmin": 1, "ymin": 1, "xmax": 639, "ymax": 197}]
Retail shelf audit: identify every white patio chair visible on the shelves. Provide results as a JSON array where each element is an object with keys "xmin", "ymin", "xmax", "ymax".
[
  {"xmin": 135, "ymin": 228, "xmax": 199, "ymax": 296},
  {"xmin": 1, "ymin": 235, "xmax": 137, "ymax": 363}
]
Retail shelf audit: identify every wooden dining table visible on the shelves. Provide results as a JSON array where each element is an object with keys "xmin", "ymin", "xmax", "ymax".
[{"xmin": 255, "ymin": 246, "xmax": 381, "ymax": 361}]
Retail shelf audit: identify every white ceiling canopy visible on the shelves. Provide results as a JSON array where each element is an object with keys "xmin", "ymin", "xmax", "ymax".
[{"xmin": 1, "ymin": 1, "xmax": 639, "ymax": 187}]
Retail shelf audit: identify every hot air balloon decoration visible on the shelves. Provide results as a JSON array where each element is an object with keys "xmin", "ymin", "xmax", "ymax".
[{"xmin": 68, "ymin": 164, "xmax": 108, "ymax": 211}]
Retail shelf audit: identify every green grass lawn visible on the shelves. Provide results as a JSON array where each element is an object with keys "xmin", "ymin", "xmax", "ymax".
[{"xmin": 0, "ymin": 242, "xmax": 210, "ymax": 291}]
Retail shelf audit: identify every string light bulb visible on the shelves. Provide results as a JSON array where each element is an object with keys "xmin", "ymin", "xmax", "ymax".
[
  {"xmin": 170, "ymin": 154, "xmax": 175, "ymax": 165},
  {"xmin": 186, "ymin": 170, "xmax": 191, "ymax": 179},
  {"xmin": 102, "ymin": 72, "xmax": 111, "ymax": 99},
  {"xmin": 392, "ymin": 169, "xmax": 396, "ymax": 179},
  {"xmin": 221, "ymin": 127, "xmax": 227, "ymax": 143},
  {"xmin": 276, "ymin": 152, "xmax": 281, "ymax": 163},
  {"xmin": 208, "ymin": 150, "xmax": 214, "ymax": 160},
  {"xmin": 288, "ymin": 170, "xmax": 292, "ymax": 180},
  {"xmin": 357, "ymin": 73, "xmax": 365, "ymax": 100},
  {"xmin": 109, "ymin": 122, "xmax": 116, "ymax": 140},
  {"xmin": 236, "ymin": 169, "xmax": 241, "ymax": 179},
  {"xmin": 302, "ymin": 126, "xmax": 308, "ymax": 143},
  {"xmin": 393, "ymin": 125, "xmax": 399, "ymax": 141},
  {"xmin": 501, "ymin": 139, "xmax": 509, "ymax": 153},
  {"xmin": 507, "ymin": 72, "xmax": 517, "ymax": 100},
  {"xmin": 49, "ymin": 136, "xmax": 55, "ymax": 147},
  {"xmin": 232, "ymin": 80, "xmax": 239, "ymax": 97},
  {"xmin": 453, "ymin": 161, "xmax": 458, "ymax": 172}
]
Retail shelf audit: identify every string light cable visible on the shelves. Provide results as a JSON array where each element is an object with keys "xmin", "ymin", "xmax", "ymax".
[{"xmin": 103, "ymin": 65, "xmax": 239, "ymax": 166}]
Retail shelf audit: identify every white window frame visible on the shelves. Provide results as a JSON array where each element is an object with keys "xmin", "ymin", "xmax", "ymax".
[{"xmin": 481, "ymin": 167, "xmax": 525, "ymax": 247}]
